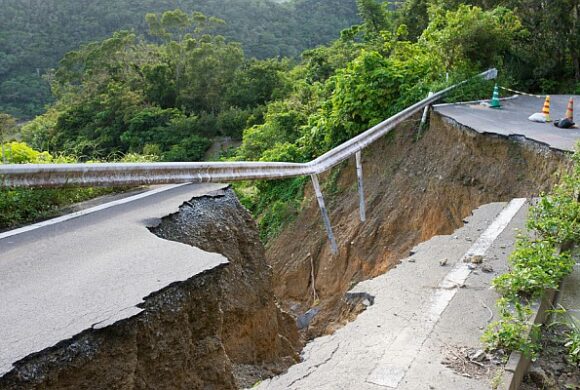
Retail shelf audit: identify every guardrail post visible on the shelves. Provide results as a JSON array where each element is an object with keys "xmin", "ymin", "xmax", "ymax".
[
  {"xmin": 311, "ymin": 174, "xmax": 339, "ymax": 255},
  {"xmin": 419, "ymin": 91, "xmax": 434, "ymax": 134},
  {"xmin": 355, "ymin": 151, "xmax": 366, "ymax": 222}
]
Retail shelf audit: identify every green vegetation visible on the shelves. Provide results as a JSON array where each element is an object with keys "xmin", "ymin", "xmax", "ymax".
[
  {"xmin": 237, "ymin": 176, "xmax": 308, "ymax": 241},
  {"xmin": 0, "ymin": 141, "xmax": 157, "ymax": 230},
  {"xmin": 0, "ymin": 0, "xmax": 360, "ymax": 118},
  {"xmin": 231, "ymin": 1, "xmax": 525, "ymax": 239},
  {"xmin": 550, "ymin": 309, "xmax": 580, "ymax": 366},
  {"xmin": 482, "ymin": 299, "xmax": 541, "ymax": 359},
  {"xmin": 483, "ymin": 147, "xmax": 580, "ymax": 358},
  {"xmin": 0, "ymin": 143, "xmax": 102, "ymax": 230},
  {"xmin": 20, "ymin": 11, "xmax": 293, "ymax": 161},
  {"xmin": 2, "ymin": 0, "xmax": 580, "ymax": 236},
  {"xmin": 492, "ymin": 239, "xmax": 574, "ymax": 299}
]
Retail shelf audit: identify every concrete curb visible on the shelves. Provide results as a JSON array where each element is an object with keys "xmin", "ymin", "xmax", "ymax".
[{"xmin": 501, "ymin": 289, "xmax": 557, "ymax": 390}]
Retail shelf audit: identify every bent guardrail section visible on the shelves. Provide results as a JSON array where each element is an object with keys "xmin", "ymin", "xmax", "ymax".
[
  {"xmin": 0, "ymin": 69, "xmax": 497, "ymax": 253},
  {"xmin": 0, "ymin": 69, "xmax": 496, "ymax": 188}
]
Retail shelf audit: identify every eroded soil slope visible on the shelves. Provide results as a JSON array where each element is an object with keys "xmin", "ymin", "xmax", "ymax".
[
  {"xmin": 0, "ymin": 189, "xmax": 300, "ymax": 390},
  {"xmin": 267, "ymin": 113, "xmax": 570, "ymax": 337}
]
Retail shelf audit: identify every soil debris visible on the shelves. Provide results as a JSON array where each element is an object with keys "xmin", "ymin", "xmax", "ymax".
[{"xmin": 465, "ymin": 255, "xmax": 484, "ymax": 264}]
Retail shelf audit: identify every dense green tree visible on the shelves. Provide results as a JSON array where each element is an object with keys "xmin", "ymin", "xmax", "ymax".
[
  {"xmin": 21, "ymin": 9, "xmax": 303, "ymax": 162},
  {"xmin": 226, "ymin": 59, "xmax": 291, "ymax": 108},
  {"xmin": 356, "ymin": 0, "xmax": 391, "ymax": 34},
  {"xmin": 398, "ymin": 0, "xmax": 430, "ymax": 40},
  {"xmin": 396, "ymin": 0, "xmax": 580, "ymax": 91},
  {"xmin": 421, "ymin": 5, "xmax": 524, "ymax": 71}
]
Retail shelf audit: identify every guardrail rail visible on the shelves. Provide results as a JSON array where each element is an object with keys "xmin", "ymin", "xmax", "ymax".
[{"xmin": 0, "ymin": 69, "xmax": 498, "ymax": 254}]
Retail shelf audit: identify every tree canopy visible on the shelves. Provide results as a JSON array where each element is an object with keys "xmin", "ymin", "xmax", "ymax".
[{"xmin": 0, "ymin": 0, "xmax": 360, "ymax": 118}]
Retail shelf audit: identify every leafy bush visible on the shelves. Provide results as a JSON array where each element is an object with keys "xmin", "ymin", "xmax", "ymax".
[
  {"xmin": 258, "ymin": 197, "xmax": 303, "ymax": 242},
  {"xmin": 162, "ymin": 135, "xmax": 212, "ymax": 162},
  {"xmin": 0, "ymin": 142, "xmax": 155, "ymax": 230},
  {"xmin": 234, "ymin": 176, "xmax": 307, "ymax": 242},
  {"xmin": 304, "ymin": 43, "xmax": 442, "ymax": 154},
  {"xmin": 1, "ymin": 142, "xmax": 53, "ymax": 164},
  {"xmin": 421, "ymin": 5, "xmax": 524, "ymax": 71},
  {"xmin": 565, "ymin": 326, "xmax": 580, "ymax": 365},
  {"xmin": 492, "ymin": 238, "xmax": 574, "ymax": 299},
  {"xmin": 482, "ymin": 299, "xmax": 541, "ymax": 359},
  {"xmin": 483, "ymin": 144, "xmax": 580, "ymax": 357},
  {"xmin": 528, "ymin": 182, "xmax": 580, "ymax": 245}
]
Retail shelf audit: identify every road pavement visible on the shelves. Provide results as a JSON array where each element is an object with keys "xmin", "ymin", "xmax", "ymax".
[
  {"xmin": 256, "ymin": 200, "xmax": 529, "ymax": 389},
  {"xmin": 0, "ymin": 183, "xmax": 228, "ymax": 376},
  {"xmin": 435, "ymin": 95, "xmax": 580, "ymax": 152}
]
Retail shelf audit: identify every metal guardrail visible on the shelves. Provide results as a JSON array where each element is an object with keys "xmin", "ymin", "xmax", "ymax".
[
  {"xmin": 0, "ymin": 68, "xmax": 497, "ymax": 253},
  {"xmin": 0, "ymin": 69, "xmax": 497, "ymax": 188}
]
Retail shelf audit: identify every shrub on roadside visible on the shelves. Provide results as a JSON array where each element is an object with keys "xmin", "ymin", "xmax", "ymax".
[{"xmin": 0, "ymin": 142, "xmax": 154, "ymax": 230}]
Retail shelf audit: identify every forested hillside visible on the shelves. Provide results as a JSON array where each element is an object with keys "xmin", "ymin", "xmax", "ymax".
[
  {"xmin": 0, "ymin": 0, "xmax": 360, "ymax": 118},
  {"xmin": 1, "ymin": 0, "xmax": 579, "ymax": 232}
]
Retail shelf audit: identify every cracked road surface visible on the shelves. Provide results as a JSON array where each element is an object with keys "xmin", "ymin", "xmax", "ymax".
[
  {"xmin": 0, "ymin": 183, "xmax": 228, "ymax": 376},
  {"xmin": 256, "ymin": 200, "xmax": 529, "ymax": 389},
  {"xmin": 435, "ymin": 94, "xmax": 580, "ymax": 152}
]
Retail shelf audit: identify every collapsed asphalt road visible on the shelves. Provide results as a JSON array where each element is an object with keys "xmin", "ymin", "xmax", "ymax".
[{"xmin": 0, "ymin": 183, "xmax": 228, "ymax": 375}]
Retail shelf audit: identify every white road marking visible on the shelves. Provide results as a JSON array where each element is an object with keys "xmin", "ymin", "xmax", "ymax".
[
  {"xmin": 0, "ymin": 184, "xmax": 189, "ymax": 241},
  {"xmin": 366, "ymin": 198, "xmax": 527, "ymax": 388}
]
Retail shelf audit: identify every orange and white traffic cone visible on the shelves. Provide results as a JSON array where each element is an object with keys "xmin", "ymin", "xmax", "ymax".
[
  {"xmin": 565, "ymin": 97, "xmax": 574, "ymax": 121},
  {"xmin": 542, "ymin": 95, "xmax": 551, "ymax": 122},
  {"xmin": 554, "ymin": 97, "xmax": 576, "ymax": 128}
]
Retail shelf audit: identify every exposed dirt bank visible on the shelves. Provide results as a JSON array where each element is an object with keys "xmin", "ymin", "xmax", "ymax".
[
  {"xmin": 0, "ymin": 189, "xmax": 300, "ymax": 389},
  {"xmin": 0, "ymin": 113, "xmax": 572, "ymax": 389},
  {"xmin": 267, "ymin": 113, "xmax": 571, "ymax": 338}
]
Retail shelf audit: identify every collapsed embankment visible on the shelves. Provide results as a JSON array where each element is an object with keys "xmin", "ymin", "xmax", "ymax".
[
  {"xmin": 0, "ymin": 112, "xmax": 572, "ymax": 389},
  {"xmin": 0, "ymin": 189, "xmax": 300, "ymax": 390},
  {"xmin": 266, "ymin": 113, "xmax": 570, "ymax": 338}
]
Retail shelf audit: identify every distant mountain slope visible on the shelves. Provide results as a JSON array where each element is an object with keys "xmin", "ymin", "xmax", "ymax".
[{"xmin": 0, "ymin": 0, "xmax": 359, "ymax": 118}]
